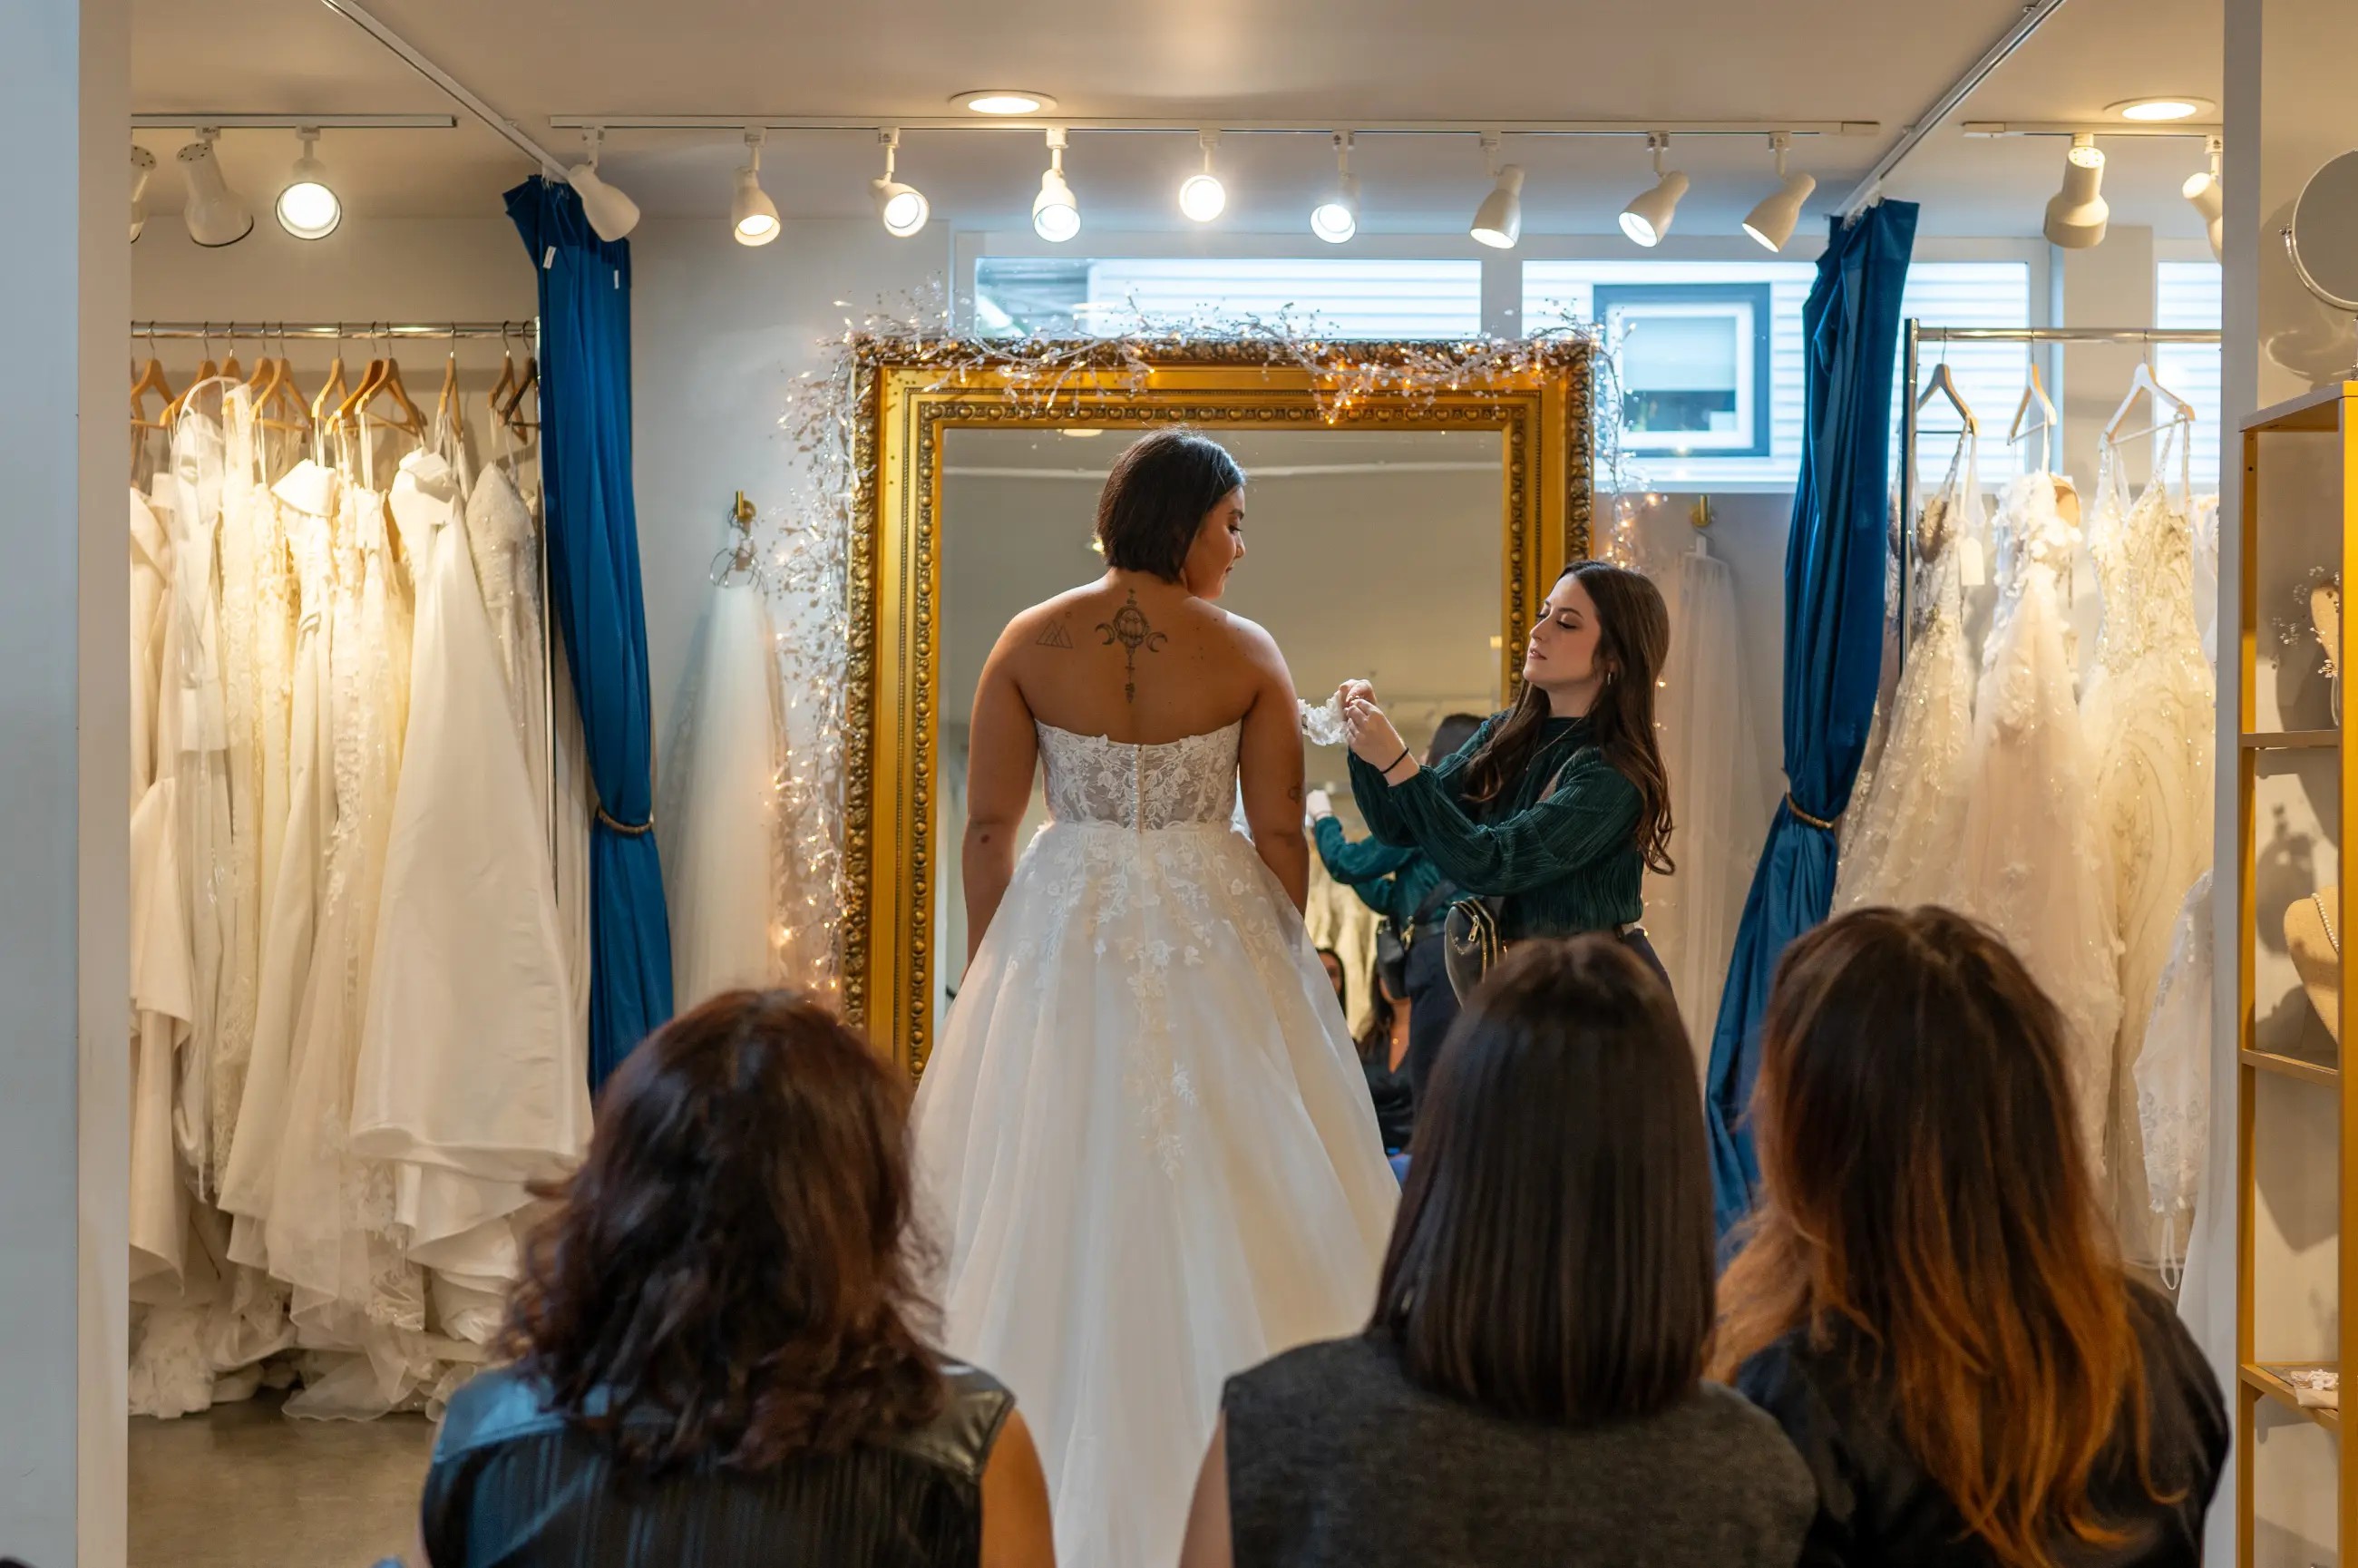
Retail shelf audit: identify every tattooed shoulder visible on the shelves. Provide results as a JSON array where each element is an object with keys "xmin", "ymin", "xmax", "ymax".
[{"xmin": 1035, "ymin": 613, "xmax": 1077, "ymax": 650}]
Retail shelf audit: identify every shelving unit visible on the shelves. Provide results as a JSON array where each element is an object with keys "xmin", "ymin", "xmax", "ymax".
[{"xmin": 2237, "ymin": 382, "xmax": 2358, "ymax": 1566}]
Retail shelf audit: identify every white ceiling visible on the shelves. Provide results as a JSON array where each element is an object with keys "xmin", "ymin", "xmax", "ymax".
[
  {"xmin": 129, "ymin": 0, "xmax": 2222, "ymax": 241},
  {"xmin": 937, "ymin": 427, "xmax": 1505, "ymax": 726}
]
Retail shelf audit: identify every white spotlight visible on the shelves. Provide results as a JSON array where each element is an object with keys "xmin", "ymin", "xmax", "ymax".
[
  {"xmin": 1620, "ymin": 132, "xmax": 1689, "ymax": 248},
  {"xmin": 1311, "ymin": 132, "xmax": 1359, "ymax": 244},
  {"xmin": 2043, "ymin": 133, "xmax": 2109, "ymax": 248},
  {"xmin": 870, "ymin": 128, "xmax": 929, "ymax": 238},
  {"xmin": 2183, "ymin": 136, "xmax": 2224, "ymax": 262},
  {"xmin": 568, "ymin": 128, "xmax": 641, "ymax": 242},
  {"xmin": 1179, "ymin": 130, "xmax": 1227, "ymax": 223},
  {"xmin": 178, "ymin": 130, "xmax": 253, "ymax": 248},
  {"xmin": 274, "ymin": 127, "xmax": 341, "ymax": 241},
  {"xmin": 130, "ymin": 145, "xmax": 154, "ymax": 242},
  {"xmin": 1469, "ymin": 133, "xmax": 1523, "ymax": 249},
  {"xmin": 952, "ymin": 90, "xmax": 1057, "ymax": 117},
  {"xmin": 1033, "ymin": 127, "xmax": 1080, "ymax": 243},
  {"xmin": 731, "ymin": 130, "xmax": 780, "ymax": 247},
  {"xmin": 1741, "ymin": 131, "xmax": 1816, "ymax": 252}
]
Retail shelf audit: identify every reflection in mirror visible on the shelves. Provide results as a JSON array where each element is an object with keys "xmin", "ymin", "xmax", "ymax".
[{"xmin": 934, "ymin": 425, "xmax": 1506, "ymax": 1015}]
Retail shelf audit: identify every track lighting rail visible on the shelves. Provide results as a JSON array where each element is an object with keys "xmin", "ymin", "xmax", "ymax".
[
  {"xmin": 547, "ymin": 115, "xmax": 1882, "ymax": 138},
  {"xmin": 130, "ymin": 113, "xmax": 456, "ymax": 130},
  {"xmin": 1962, "ymin": 121, "xmax": 2223, "ymax": 139}
]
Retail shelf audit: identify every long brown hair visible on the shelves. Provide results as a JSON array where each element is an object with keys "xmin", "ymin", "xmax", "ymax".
[
  {"xmin": 502, "ymin": 990, "xmax": 946, "ymax": 1475},
  {"xmin": 1457, "ymin": 560, "xmax": 1674, "ymax": 873},
  {"xmin": 1371, "ymin": 938, "xmax": 1712, "ymax": 1422},
  {"xmin": 1711, "ymin": 907, "xmax": 2163, "ymax": 1568}
]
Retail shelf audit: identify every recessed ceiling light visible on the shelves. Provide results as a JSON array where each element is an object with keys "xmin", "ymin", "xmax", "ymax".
[
  {"xmin": 953, "ymin": 90, "xmax": 1057, "ymax": 116},
  {"xmin": 2108, "ymin": 97, "xmax": 2214, "ymax": 122}
]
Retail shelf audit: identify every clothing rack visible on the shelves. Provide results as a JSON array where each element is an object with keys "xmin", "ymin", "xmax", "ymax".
[
  {"xmin": 1895, "ymin": 320, "xmax": 2226, "ymax": 643},
  {"xmin": 130, "ymin": 320, "xmax": 535, "ymax": 340},
  {"xmin": 129, "ymin": 315, "xmax": 563, "ymax": 876}
]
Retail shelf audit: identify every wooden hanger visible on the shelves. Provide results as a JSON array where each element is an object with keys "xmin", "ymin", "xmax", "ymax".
[
  {"xmin": 434, "ymin": 331, "xmax": 462, "ymax": 437},
  {"xmin": 333, "ymin": 326, "xmax": 425, "ymax": 437},
  {"xmin": 310, "ymin": 328, "xmax": 352, "ymax": 426},
  {"xmin": 130, "ymin": 335, "xmax": 175, "ymax": 430},
  {"xmin": 219, "ymin": 328, "xmax": 244, "ymax": 385},
  {"xmin": 499, "ymin": 337, "xmax": 539, "ymax": 438},
  {"xmin": 1915, "ymin": 357, "xmax": 1978, "ymax": 436},
  {"xmin": 2105, "ymin": 356, "xmax": 2197, "ymax": 443},
  {"xmin": 257, "ymin": 329, "xmax": 312, "ymax": 434},
  {"xmin": 486, "ymin": 332, "xmax": 519, "ymax": 433},
  {"xmin": 161, "ymin": 329, "xmax": 220, "ymax": 424},
  {"xmin": 2008, "ymin": 359, "xmax": 2056, "ymax": 459}
]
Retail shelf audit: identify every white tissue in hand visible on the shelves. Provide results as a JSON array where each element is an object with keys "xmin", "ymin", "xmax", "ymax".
[{"xmin": 1299, "ymin": 695, "xmax": 1348, "ymax": 747}]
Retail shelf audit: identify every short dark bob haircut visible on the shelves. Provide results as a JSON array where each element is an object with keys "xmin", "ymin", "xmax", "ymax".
[
  {"xmin": 501, "ymin": 989, "xmax": 945, "ymax": 1475},
  {"xmin": 1369, "ymin": 936, "xmax": 1712, "ymax": 1423},
  {"xmin": 1094, "ymin": 427, "xmax": 1246, "ymax": 581}
]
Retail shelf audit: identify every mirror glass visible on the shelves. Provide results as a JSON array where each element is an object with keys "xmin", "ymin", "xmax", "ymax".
[
  {"xmin": 2292, "ymin": 149, "xmax": 2358, "ymax": 308},
  {"xmin": 934, "ymin": 424, "xmax": 1506, "ymax": 1013}
]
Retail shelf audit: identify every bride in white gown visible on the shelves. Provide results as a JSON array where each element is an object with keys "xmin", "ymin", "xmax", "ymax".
[{"xmin": 911, "ymin": 429, "xmax": 1398, "ymax": 1568}]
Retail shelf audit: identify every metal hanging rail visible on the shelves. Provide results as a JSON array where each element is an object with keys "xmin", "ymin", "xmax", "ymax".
[
  {"xmin": 129, "ymin": 320, "xmax": 534, "ymax": 339},
  {"xmin": 1896, "ymin": 319, "xmax": 2226, "ymax": 644}
]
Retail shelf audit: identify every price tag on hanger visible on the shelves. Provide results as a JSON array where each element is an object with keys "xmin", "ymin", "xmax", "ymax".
[{"xmin": 1958, "ymin": 533, "xmax": 1988, "ymax": 589}]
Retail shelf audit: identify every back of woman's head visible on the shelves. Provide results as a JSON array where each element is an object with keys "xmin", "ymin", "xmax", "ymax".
[
  {"xmin": 1371, "ymin": 937, "xmax": 1710, "ymax": 1422},
  {"xmin": 1095, "ymin": 427, "xmax": 1245, "ymax": 580},
  {"xmin": 1713, "ymin": 906, "xmax": 2156, "ymax": 1568},
  {"xmin": 503, "ymin": 989, "xmax": 944, "ymax": 1474}
]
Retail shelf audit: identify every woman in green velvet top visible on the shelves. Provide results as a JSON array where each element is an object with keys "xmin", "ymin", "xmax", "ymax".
[{"xmin": 1340, "ymin": 560, "xmax": 1676, "ymax": 995}]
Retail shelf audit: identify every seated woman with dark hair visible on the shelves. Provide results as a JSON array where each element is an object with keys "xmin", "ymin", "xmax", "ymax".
[
  {"xmin": 1715, "ymin": 906, "xmax": 2227, "ymax": 1568},
  {"xmin": 1177, "ymin": 939, "xmax": 1815, "ymax": 1568},
  {"xmin": 414, "ymin": 990, "xmax": 1055, "ymax": 1568}
]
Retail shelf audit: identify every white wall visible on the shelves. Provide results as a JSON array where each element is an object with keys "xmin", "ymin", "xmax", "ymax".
[{"xmin": 3, "ymin": 1, "xmax": 129, "ymax": 1565}]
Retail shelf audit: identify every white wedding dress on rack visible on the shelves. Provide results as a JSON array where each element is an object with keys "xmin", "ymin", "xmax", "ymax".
[
  {"xmin": 2081, "ymin": 419, "xmax": 2214, "ymax": 1272},
  {"xmin": 658, "ymin": 571, "xmax": 788, "ymax": 1008},
  {"xmin": 911, "ymin": 719, "xmax": 1398, "ymax": 1568},
  {"xmin": 1648, "ymin": 537, "xmax": 1765, "ymax": 1067},
  {"xmin": 1835, "ymin": 429, "xmax": 1984, "ymax": 916},
  {"xmin": 1954, "ymin": 470, "xmax": 2122, "ymax": 1173}
]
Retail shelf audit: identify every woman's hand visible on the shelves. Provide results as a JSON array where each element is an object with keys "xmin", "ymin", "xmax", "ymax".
[{"xmin": 1344, "ymin": 694, "xmax": 1415, "ymax": 781}]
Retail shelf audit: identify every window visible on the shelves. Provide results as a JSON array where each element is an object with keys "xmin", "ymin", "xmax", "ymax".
[
  {"xmin": 2155, "ymin": 260, "xmax": 2223, "ymax": 492},
  {"xmin": 1596, "ymin": 284, "xmax": 1774, "ymax": 459},
  {"xmin": 970, "ymin": 257, "xmax": 1483, "ymax": 340},
  {"xmin": 1525, "ymin": 259, "xmax": 1814, "ymax": 489},
  {"xmin": 1894, "ymin": 261, "xmax": 2036, "ymax": 488}
]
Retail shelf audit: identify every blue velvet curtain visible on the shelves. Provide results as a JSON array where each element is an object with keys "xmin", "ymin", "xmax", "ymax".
[
  {"xmin": 1704, "ymin": 200, "xmax": 1918, "ymax": 1237},
  {"xmin": 507, "ymin": 176, "xmax": 674, "ymax": 1089}
]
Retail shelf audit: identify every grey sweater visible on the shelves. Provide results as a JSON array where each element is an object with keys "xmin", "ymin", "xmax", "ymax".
[{"xmin": 1223, "ymin": 1336, "xmax": 1814, "ymax": 1568}]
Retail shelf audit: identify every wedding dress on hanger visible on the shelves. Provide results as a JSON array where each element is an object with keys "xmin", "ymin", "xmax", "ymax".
[
  {"xmin": 262, "ymin": 419, "xmax": 446, "ymax": 1417},
  {"xmin": 1835, "ymin": 428, "xmax": 1984, "ymax": 916},
  {"xmin": 2081, "ymin": 417, "xmax": 2214, "ymax": 1273},
  {"xmin": 353, "ymin": 424, "xmax": 585, "ymax": 1351},
  {"xmin": 219, "ymin": 457, "xmax": 338, "ymax": 1266},
  {"xmin": 658, "ymin": 564, "xmax": 787, "ymax": 1007},
  {"xmin": 2136, "ymin": 872, "xmax": 2213, "ymax": 1285},
  {"xmin": 911, "ymin": 720, "xmax": 1398, "ymax": 1568},
  {"xmin": 1954, "ymin": 469, "xmax": 2121, "ymax": 1173},
  {"xmin": 1649, "ymin": 533, "xmax": 1766, "ymax": 1066}
]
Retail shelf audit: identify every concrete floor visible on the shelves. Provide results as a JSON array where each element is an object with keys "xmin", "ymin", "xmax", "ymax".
[{"xmin": 129, "ymin": 1391, "xmax": 435, "ymax": 1568}]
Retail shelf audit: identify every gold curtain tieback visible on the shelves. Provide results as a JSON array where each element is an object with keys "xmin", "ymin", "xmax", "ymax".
[
  {"xmin": 595, "ymin": 801, "xmax": 655, "ymax": 837},
  {"xmin": 1785, "ymin": 794, "xmax": 1839, "ymax": 833}
]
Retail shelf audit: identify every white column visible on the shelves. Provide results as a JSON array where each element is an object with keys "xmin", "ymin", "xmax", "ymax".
[{"xmin": 0, "ymin": 0, "xmax": 130, "ymax": 1563}]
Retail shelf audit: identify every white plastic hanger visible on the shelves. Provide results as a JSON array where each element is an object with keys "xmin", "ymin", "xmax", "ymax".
[
  {"xmin": 2105, "ymin": 355, "xmax": 2197, "ymax": 444},
  {"xmin": 2009, "ymin": 360, "xmax": 2058, "ymax": 472}
]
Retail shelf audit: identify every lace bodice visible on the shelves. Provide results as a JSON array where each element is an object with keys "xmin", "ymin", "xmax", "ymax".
[{"xmin": 1038, "ymin": 721, "xmax": 1242, "ymax": 829}]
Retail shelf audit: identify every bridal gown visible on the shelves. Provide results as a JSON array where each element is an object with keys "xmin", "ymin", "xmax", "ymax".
[
  {"xmin": 658, "ymin": 576, "xmax": 788, "ymax": 1008},
  {"xmin": 1954, "ymin": 471, "xmax": 2121, "ymax": 1173},
  {"xmin": 911, "ymin": 719, "xmax": 1398, "ymax": 1568},
  {"xmin": 1834, "ymin": 432, "xmax": 1983, "ymax": 916},
  {"xmin": 354, "ymin": 447, "xmax": 585, "ymax": 1349},
  {"xmin": 2081, "ymin": 423, "xmax": 2214, "ymax": 1272}
]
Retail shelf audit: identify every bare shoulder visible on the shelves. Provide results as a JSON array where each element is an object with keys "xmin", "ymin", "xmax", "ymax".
[
  {"xmin": 1001, "ymin": 588, "xmax": 1097, "ymax": 653},
  {"xmin": 1215, "ymin": 609, "xmax": 1291, "ymax": 676}
]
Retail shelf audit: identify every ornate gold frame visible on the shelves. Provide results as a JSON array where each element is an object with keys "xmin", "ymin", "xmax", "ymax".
[{"xmin": 841, "ymin": 338, "xmax": 1594, "ymax": 1074}]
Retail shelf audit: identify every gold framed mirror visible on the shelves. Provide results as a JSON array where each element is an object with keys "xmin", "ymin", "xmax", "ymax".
[{"xmin": 841, "ymin": 337, "xmax": 1594, "ymax": 1073}]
